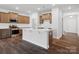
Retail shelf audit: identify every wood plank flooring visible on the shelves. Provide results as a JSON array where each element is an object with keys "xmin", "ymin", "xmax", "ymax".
[
  {"xmin": 0, "ymin": 33, "xmax": 79, "ymax": 54},
  {"xmin": 49, "ymin": 33, "xmax": 79, "ymax": 54},
  {"xmin": 0, "ymin": 39, "xmax": 47, "ymax": 54}
]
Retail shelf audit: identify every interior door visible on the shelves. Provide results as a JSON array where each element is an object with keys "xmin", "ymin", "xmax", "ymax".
[{"xmin": 63, "ymin": 15, "xmax": 77, "ymax": 34}]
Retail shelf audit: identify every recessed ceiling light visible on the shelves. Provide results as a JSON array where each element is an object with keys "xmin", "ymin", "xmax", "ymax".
[
  {"xmin": 69, "ymin": 15, "xmax": 73, "ymax": 18},
  {"xmin": 27, "ymin": 11, "xmax": 31, "ymax": 13},
  {"xmin": 68, "ymin": 6, "xmax": 71, "ymax": 10},
  {"xmin": 37, "ymin": 8, "xmax": 41, "ymax": 11},
  {"xmin": 52, "ymin": 4, "xmax": 55, "ymax": 6},
  {"xmin": 16, "ymin": 7, "xmax": 19, "ymax": 10},
  {"xmin": 8, "ymin": 10, "xmax": 10, "ymax": 12}
]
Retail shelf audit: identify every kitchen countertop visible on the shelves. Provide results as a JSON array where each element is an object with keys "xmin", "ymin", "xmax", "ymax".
[
  {"xmin": 20, "ymin": 27, "xmax": 53, "ymax": 32},
  {"xmin": 0, "ymin": 27, "xmax": 9, "ymax": 29},
  {"xmin": 0, "ymin": 27, "xmax": 54, "ymax": 32}
]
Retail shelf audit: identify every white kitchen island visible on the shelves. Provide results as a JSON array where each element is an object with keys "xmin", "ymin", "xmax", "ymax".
[{"xmin": 22, "ymin": 28, "xmax": 52, "ymax": 49}]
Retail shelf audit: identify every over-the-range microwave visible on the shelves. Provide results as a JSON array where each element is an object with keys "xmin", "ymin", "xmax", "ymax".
[{"xmin": 10, "ymin": 19, "xmax": 17, "ymax": 23}]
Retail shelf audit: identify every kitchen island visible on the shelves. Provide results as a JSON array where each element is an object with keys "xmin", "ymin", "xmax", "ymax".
[{"xmin": 22, "ymin": 28, "xmax": 53, "ymax": 49}]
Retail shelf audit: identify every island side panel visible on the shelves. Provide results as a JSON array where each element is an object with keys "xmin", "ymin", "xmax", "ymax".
[{"xmin": 22, "ymin": 29, "xmax": 49, "ymax": 49}]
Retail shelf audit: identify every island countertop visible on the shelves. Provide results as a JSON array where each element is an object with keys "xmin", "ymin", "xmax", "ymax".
[{"xmin": 19, "ymin": 27, "xmax": 53, "ymax": 32}]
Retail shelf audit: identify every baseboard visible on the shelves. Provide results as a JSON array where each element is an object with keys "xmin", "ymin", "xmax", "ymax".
[
  {"xmin": 23, "ymin": 39, "xmax": 48, "ymax": 50},
  {"xmin": 53, "ymin": 37, "xmax": 62, "ymax": 40},
  {"xmin": 53, "ymin": 35, "xmax": 63, "ymax": 40}
]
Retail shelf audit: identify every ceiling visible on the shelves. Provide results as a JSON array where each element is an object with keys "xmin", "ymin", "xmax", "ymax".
[
  {"xmin": 0, "ymin": 4, "xmax": 79, "ymax": 15},
  {"xmin": 55, "ymin": 4, "xmax": 79, "ymax": 13},
  {"xmin": 0, "ymin": 4, "xmax": 52, "ymax": 14}
]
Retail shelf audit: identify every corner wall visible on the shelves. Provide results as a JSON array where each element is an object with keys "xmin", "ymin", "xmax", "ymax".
[{"xmin": 52, "ymin": 8, "xmax": 63, "ymax": 39}]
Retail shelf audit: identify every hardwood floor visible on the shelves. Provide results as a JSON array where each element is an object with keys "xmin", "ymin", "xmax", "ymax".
[
  {"xmin": 0, "ymin": 39, "xmax": 47, "ymax": 54},
  {"xmin": 0, "ymin": 33, "xmax": 79, "ymax": 54},
  {"xmin": 49, "ymin": 33, "xmax": 79, "ymax": 54}
]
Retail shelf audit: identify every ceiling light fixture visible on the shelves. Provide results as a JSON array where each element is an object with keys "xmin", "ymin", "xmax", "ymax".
[
  {"xmin": 27, "ymin": 11, "xmax": 31, "ymax": 13},
  {"xmin": 16, "ymin": 7, "xmax": 19, "ymax": 10},
  {"xmin": 37, "ymin": 8, "xmax": 41, "ymax": 11},
  {"xmin": 69, "ymin": 15, "xmax": 73, "ymax": 18},
  {"xmin": 52, "ymin": 4, "xmax": 55, "ymax": 6},
  {"xmin": 68, "ymin": 6, "xmax": 71, "ymax": 10}
]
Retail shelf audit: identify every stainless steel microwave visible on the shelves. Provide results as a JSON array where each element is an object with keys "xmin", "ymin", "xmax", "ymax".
[{"xmin": 10, "ymin": 19, "xmax": 17, "ymax": 23}]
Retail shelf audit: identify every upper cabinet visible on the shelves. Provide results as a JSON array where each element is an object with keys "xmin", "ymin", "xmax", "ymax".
[
  {"xmin": 9, "ymin": 12, "xmax": 18, "ymax": 20},
  {"xmin": 0, "ymin": 12, "xmax": 10, "ymax": 23},
  {"xmin": 0, "ymin": 12, "xmax": 30, "ymax": 24},
  {"xmin": 17, "ymin": 15, "xmax": 30, "ymax": 24},
  {"xmin": 40, "ymin": 13, "xmax": 52, "ymax": 24}
]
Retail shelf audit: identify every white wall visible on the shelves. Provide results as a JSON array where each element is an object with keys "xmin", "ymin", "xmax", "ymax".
[
  {"xmin": 57, "ymin": 9, "xmax": 63, "ymax": 39},
  {"xmin": 52, "ymin": 8, "xmax": 63, "ymax": 39},
  {"xmin": 77, "ymin": 15, "xmax": 79, "ymax": 36},
  {"xmin": 0, "ymin": 8, "xmax": 9, "ymax": 13},
  {"xmin": 30, "ymin": 12, "xmax": 39, "ymax": 29}
]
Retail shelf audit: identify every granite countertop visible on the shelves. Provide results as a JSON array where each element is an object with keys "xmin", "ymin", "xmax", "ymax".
[
  {"xmin": 0, "ymin": 27, "xmax": 54, "ymax": 32},
  {"xmin": 21, "ymin": 28, "xmax": 53, "ymax": 32}
]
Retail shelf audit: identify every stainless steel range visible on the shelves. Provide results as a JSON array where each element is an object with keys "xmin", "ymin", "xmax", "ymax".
[
  {"xmin": 9, "ymin": 25, "xmax": 22, "ymax": 37},
  {"xmin": 11, "ymin": 28, "xmax": 20, "ymax": 36}
]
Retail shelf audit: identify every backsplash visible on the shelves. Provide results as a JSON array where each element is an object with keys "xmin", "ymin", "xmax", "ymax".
[{"xmin": 0, "ymin": 23, "xmax": 32, "ymax": 29}]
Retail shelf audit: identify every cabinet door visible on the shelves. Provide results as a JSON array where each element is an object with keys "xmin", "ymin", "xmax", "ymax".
[
  {"xmin": 24, "ymin": 16, "xmax": 30, "ymax": 24},
  {"xmin": 0, "ymin": 13, "xmax": 2, "ymax": 22},
  {"xmin": 40, "ymin": 16, "xmax": 43, "ymax": 24},
  {"xmin": 0, "ymin": 29, "xmax": 11, "ymax": 39},
  {"xmin": 0, "ymin": 12, "xmax": 9, "ymax": 23},
  {"xmin": 47, "ymin": 13, "xmax": 52, "ymax": 20},
  {"xmin": 42, "ymin": 14, "xmax": 46, "ymax": 20},
  {"xmin": 9, "ymin": 12, "xmax": 17, "ymax": 19},
  {"xmin": 40, "ymin": 13, "xmax": 52, "ymax": 24},
  {"xmin": 17, "ymin": 15, "xmax": 30, "ymax": 24},
  {"xmin": 3, "ymin": 13, "xmax": 10, "ymax": 23}
]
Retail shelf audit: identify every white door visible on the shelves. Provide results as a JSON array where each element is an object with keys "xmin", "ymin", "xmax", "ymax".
[{"xmin": 63, "ymin": 15, "xmax": 77, "ymax": 33}]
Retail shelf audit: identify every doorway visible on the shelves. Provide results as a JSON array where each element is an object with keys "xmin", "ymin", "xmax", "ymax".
[{"xmin": 62, "ymin": 15, "xmax": 78, "ymax": 40}]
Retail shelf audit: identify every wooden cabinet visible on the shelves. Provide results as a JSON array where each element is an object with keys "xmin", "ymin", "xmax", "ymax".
[
  {"xmin": 0, "ymin": 12, "xmax": 10, "ymax": 23},
  {"xmin": 9, "ymin": 12, "xmax": 30, "ymax": 24},
  {"xmin": 0, "ymin": 12, "xmax": 30, "ymax": 24},
  {"xmin": 17, "ymin": 15, "xmax": 30, "ymax": 24},
  {"xmin": 40, "ymin": 13, "xmax": 52, "ymax": 24},
  {"xmin": 0, "ymin": 12, "xmax": 2, "ymax": 22},
  {"xmin": 0, "ymin": 12, "xmax": 18, "ymax": 23},
  {"xmin": 9, "ymin": 12, "xmax": 17, "ymax": 20},
  {"xmin": 0, "ymin": 29, "xmax": 11, "ymax": 39}
]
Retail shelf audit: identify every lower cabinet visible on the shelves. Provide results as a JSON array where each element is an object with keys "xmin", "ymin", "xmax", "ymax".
[
  {"xmin": 0, "ymin": 29, "xmax": 11, "ymax": 39},
  {"xmin": 0, "ymin": 29, "xmax": 22, "ymax": 44}
]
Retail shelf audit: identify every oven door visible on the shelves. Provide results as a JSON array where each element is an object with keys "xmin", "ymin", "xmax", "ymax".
[{"xmin": 12, "ymin": 30, "xmax": 19, "ymax": 35}]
